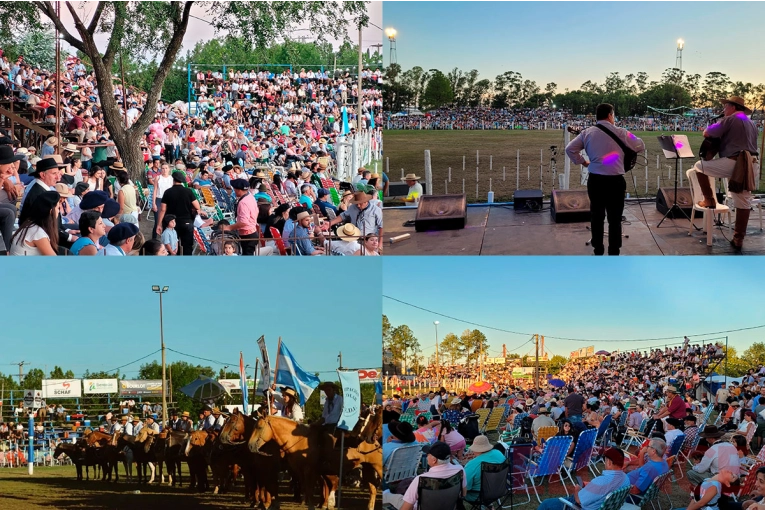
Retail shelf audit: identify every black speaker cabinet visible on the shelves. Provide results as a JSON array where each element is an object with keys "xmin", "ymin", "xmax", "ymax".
[
  {"xmin": 656, "ymin": 187, "xmax": 694, "ymax": 217},
  {"xmin": 514, "ymin": 189, "xmax": 544, "ymax": 211},
  {"xmin": 551, "ymin": 190, "xmax": 591, "ymax": 223},
  {"xmin": 414, "ymin": 194, "xmax": 467, "ymax": 232}
]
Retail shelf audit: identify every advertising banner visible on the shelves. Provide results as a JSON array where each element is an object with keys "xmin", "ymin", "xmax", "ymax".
[
  {"xmin": 42, "ymin": 379, "xmax": 82, "ymax": 399},
  {"xmin": 218, "ymin": 379, "xmax": 256, "ymax": 391},
  {"xmin": 119, "ymin": 380, "xmax": 164, "ymax": 396},
  {"xmin": 83, "ymin": 379, "xmax": 118, "ymax": 394},
  {"xmin": 358, "ymin": 369, "xmax": 381, "ymax": 383}
]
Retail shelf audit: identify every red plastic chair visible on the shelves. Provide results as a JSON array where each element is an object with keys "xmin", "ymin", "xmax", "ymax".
[{"xmin": 269, "ymin": 227, "xmax": 288, "ymax": 256}]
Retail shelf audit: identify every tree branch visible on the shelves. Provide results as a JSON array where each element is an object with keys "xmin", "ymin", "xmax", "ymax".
[
  {"xmin": 33, "ymin": 1, "xmax": 86, "ymax": 54},
  {"xmin": 87, "ymin": 1, "xmax": 105, "ymax": 36},
  {"xmin": 130, "ymin": 1, "xmax": 193, "ymax": 135},
  {"xmin": 103, "ymin": 2, "xmax": 126, "ymax": 68}
]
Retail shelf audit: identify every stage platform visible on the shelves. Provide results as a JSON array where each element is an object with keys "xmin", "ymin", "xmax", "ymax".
[{"xmin": 383, "ymin": 201, "xmax": 765, "ymax": 255}]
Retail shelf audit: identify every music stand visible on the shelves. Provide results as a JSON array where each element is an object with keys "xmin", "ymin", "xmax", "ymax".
[{"xmin": 656, "ymin": 135, "xmax": 699, "ymax": 228}]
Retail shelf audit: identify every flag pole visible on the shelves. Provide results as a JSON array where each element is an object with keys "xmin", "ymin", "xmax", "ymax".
[
  {"xmin": 270, "ymin": 337, "xmax": 282, "ymax": 415},
  {"xmin": 253, "ymin": 358, "xmax": 259, "ymax": 415},
  {"xmin": 338, "ymin": 430, "xmax": 345, "ymax": 509}
]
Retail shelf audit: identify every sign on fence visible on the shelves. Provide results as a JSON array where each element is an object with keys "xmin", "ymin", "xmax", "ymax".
[
  {"xmin": 358, "ymin": 369, "xmax": 382, "ymax": 383},
  {"xmin": 42, "ymin": 379, "xmax": 82, "ymax": 399},
  {"xmin": 83, "ymin": 379, "xmax": 119, "ymax": 394},
  {"xmin": 24, "ymin": 390, "xmax": 42, "ymax": 409},
  {"xmin": 218, "ymin": 379, "xmax": 255, "ymax": 391},
  {"xmin": 119, "ymin": 380, "xmax": 164, "ymax": 396}
]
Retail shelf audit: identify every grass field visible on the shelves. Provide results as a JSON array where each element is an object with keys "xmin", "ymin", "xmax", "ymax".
[
  {"xmin": 0, "ymin": 465, "xmax": 379, "ymax": 510},
  {"xmin": 383, "ymin": 130, "xmax": 765, "ymax": 202}
]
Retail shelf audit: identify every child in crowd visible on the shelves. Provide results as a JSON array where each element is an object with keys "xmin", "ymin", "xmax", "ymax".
[
  {"xmin": 161, "ymin": 214, "xmax": 178, "ymax": 255},
  {"xmin": 223, "ymin": 240, "xmax": 238, "ymax": 256}
]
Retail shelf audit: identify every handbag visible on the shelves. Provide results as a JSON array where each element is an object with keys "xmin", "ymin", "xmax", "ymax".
[{"xmin": 594, "ymin": 124, "xmax": 638, "ymax": 172}]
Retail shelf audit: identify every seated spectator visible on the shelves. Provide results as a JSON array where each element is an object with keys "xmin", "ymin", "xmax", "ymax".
[
  {"xmin": 382, "ymin": 441, "xmax": 466, "ymax": 510},
  {"xmin": 688, "ymin": 425, "xmax": 741, "ymax": 486},
  {"xmin": 463, "ymin": 435, "xmax": 506, "ymax": 503},
  {"xmin": 540, "ymin": 448, "xmax": 630, "ymax": 510},
  {"xmin": 627, "ymin": 438, "xmax": 669, "ymax": 495},
  {"xmin": 383, "ymin": 421, "xmax": 418, "ymax": 465}
]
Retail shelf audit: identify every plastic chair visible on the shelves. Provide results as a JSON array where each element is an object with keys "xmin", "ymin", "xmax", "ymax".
[
  {"xmin": 418, "ymin": 470, "xmax": 463, "ymax": 510},
  {"xmin": 723, "ymin": 177, "xmax": 763, "ymax": 231},
  {"xmin": 678, "ymin": 431, "xmax": 701, "ymax": 468},
  {"xmin": 735, "ymin": 461, "xmax": 765, "ymax": 500},
  {"xmin": 534, "ymin": 425, "xmax": 558, "ymax": 445},
  {"xmin": 559, "ymin": 484, "xmax": 630, "ymax": 510},
  {"xmin": 562, "ymin": 428, "xmax": 597, "ymax": 483},
  {"xmin": 465, "ymin": 461, "xmax": 509, "ymax": 510},
  {"xmin": 383, "ymin": 444, "xmax": 423, "ymax": 486},
  {"xmin": 686, "ymin": 168, "xmax": 732, "ymax": 246},
  {"xmin": 526, "ymin": 435, "xmax": 573, "ymax": 503},
  {"xmin": 269, "ymin": 227, "xmax": 288, "ymax": 256}
]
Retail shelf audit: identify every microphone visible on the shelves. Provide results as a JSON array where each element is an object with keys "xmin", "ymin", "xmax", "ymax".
[{"xmin": 710, "ymin": 114, "xmax": 724, "ymax": 121}]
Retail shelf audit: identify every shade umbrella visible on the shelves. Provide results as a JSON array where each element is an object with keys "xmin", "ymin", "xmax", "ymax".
[
  {"xmin": 548, "ymin": 379, "xmax": 566, "ymax": 388},
  {"xmin": 468, "ymin": 381, "xmax": 492, "ymax": 394},
  {"xmin": 595, "ymin": 350, "xmax": 610, "ymax": 356},
  {"xmin": 180, "ymin": 376, "xmax": 229, "ymax": 403}
]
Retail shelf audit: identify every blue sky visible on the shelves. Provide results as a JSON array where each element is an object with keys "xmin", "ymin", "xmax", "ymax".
[
  {"xmin": 383, "ymin": 2, "xmax": 765, "ymax": 91},
  {"xmin": 0, "ymin": 259, "xmax": 381, "ymax": 380},
  {"xmin": 383, "ymin": 257, "xmax": 763, "ymax": 360}
]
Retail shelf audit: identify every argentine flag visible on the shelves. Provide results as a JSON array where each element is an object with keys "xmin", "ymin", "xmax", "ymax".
[{"xmin": 275, "ymin": 341, "xmax": 321, "ymax": 405}]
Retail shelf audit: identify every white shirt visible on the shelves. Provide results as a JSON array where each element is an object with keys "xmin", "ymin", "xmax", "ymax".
[
  {"xmin": 322, "ymin": 394, "xmax": 344, "ymax": 425},
  {"xmin": 10, "ymin": 224, "xmax": 49, "ymax": 256}
]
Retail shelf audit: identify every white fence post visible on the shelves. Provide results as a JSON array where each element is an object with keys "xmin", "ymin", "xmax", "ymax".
[
  {"xmin": 424, "ymin": 150, "xmax": 433, "ymax": 196},
  {"xmin": 563, "ymin": 124, "xmax": 571, "ymax": 190}
]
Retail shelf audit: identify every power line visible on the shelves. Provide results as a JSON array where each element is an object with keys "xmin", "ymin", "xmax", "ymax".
[
  {"xmin": 104, "ymin": 350, "xmax": 161, "ymax": 374},
  {"xmin": 383, "ymin": 295, "xmax": 765, "ymax": 343}
]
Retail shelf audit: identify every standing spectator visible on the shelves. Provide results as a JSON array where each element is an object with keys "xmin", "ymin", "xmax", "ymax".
[{"xmin": 156, "ymin": 171, "xmax": 203, "ymax": 256}]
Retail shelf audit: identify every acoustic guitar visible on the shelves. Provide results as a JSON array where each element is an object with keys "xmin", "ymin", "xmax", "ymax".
[{"xmin": 698, "ymin": 137, "xmax": 722, "ymax": 161}]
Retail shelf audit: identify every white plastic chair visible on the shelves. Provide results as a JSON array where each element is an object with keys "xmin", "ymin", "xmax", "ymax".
[
  {"xmin": 722, "ymin": 177, "xmax": 763, "ymax": 231},
  {"xmin": 686, "ymin": 169, "xmax": 731, "ymax": 246}
]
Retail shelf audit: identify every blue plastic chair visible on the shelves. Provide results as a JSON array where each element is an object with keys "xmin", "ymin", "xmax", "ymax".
[
  {"xmin": 562, "ymin": 427, "xmax": 597, "ymax": 484},
  {"xmin": 526, "ymin": 435, "xmax": 572, "ymax": 503}
]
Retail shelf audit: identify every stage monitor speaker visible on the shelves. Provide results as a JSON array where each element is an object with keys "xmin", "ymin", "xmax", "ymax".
[
  {"xmin": 514, "ymin": 189, "xmax": 543, "ymax": 211},
  {"xmin": 551, "ymin": 190, "xmax": 591, "ymax": 223},
  {"xmin": 656, "ymin": 187, "xmax": 694, "ymax": 217},
  {"xmin": 414, "ymin": 194, "xmax": 467, "ymax": 232}
]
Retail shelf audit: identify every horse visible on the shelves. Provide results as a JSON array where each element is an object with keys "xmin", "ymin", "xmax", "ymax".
[
  {"xmin": 161, "ymin": 430, "xmax": 188, "ymax": 486},
  {"xmin": 220, "ymin": 411, "xmax": 280, "ymax": 508},
  {"xmin": 84, "ymin": 430, "xmax": 121, "ymax": 482},
  {"xmin": 110, "ymin": 432, "xmax": 134, "ymax": 482},
  {"xmin": 54, "ymin": 443, "xmax": 86, "ymax": 481},
  {"xmin": 248, "ymin": 415, "xmax": 324, "ymax": 510},
  {"xmin": 185, "ymin": 430, "xmax": 211, "ymax": 492},
  {"xmin": 54, "ymin": 441, "xmax": 109, "ymax": 481},
  {"xmin": 117, "ymin": 432, "xmax": 155, "ymax": 484}
]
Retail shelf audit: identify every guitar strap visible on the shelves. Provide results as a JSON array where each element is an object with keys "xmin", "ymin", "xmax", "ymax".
[{"xmin": 594, "ymin": 124, "xmax": 632, "ymax": 158}]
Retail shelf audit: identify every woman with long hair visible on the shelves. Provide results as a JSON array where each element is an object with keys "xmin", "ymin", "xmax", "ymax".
[
  {"xmin": 436, "ymin": 419, "xmax": 466, "ymax": 460},
  {"xmin": 275, "ymin": 387, "xmax": 304, "ymax": 424},
  {"xmin": 10, "ymin": 191, "xmax": 59, "ymax": 256},
  {"xmin": 116, "ymin": 171, "xmax": 138, "ymax": 221},
  {"xmin": 86, "ymin": 166, "xmax": 109, "ymax": 194}
]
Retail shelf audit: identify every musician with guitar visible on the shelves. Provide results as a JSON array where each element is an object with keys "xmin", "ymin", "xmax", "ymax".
[
  {"xmin": 565, "ymin": 104, "xmax": 645, "ymax": 255},
  {"xmin": 693, "ymin": 96, "xmax": 759, "ymax": 251}
]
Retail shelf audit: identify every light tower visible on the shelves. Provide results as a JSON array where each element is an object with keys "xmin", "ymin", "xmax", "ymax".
[
  {"xmin": 676, "ymin": 39, "xmax": 684, "ymax": 70},
  {"xmin": 385, "ymin": 27, "xmax": 397, "ymax": 65}
]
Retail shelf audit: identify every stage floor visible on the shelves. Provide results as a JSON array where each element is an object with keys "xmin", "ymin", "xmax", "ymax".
[{"xmin": 383, "ymin": 202, "xmax": 765, "ymax": 255}]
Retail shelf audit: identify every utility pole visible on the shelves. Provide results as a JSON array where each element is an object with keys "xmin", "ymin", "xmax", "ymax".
[
  {"xmin": 17, "ymin": 361, "xmax": 27, "ymax": 385},
  {"xmin": 54, "ymin": 1, "xmax": 60, "ymax": 153},
  {"xmin": 535, "ymin": 334, "xmax": 540, "ymax": 389},
  {"xmin": 433, "ymin": 321, "xmax": 439, "ymax": 380},
  {"xmin": 480, "ymin": 341, "xmax": 484, "ymax": 381},
  {"xmin": 152, "ymin": 285, "xmax": 170, "ymax": 429},
  {"xmin": 338, "ymin": 352, "xmax": 343, "ymax": 370},
  {"xmin": 357, "ymin": 23, "xmax": 363, "ymax": 131}
]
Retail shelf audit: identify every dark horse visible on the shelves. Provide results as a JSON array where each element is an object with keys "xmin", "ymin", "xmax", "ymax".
[{"xmin": 219, "ymin": 411, "xmax": 281, "ymax": 508}]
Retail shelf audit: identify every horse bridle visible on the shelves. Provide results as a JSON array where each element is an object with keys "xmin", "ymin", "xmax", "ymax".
[
  {"xmin": 219, "ymin": 413, "xmax": 247, "ymax": 446},
  {"xmin": 251, "ymin": 417, "xmax": 302, "ymax": 456}
]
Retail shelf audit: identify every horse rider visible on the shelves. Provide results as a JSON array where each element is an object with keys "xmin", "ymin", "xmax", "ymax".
[
  {"xmin": 211, "ymin": 407, "xmax": 226, "ymax": 432},
  {"xmin": 315, "ymin": 382, "xmax": 344, "ymax": 432},
  {"xmin": 168, "ymin": 410, "xmax": 182, "ymax": 431},
  {"xmin": 274, "ymin": 386, "xmax": 304, "ymax": 423},
  {"xmin": 179, "ymin": 411, "xmax": 194, "ymax": 433},
  {"xmin": 113, "ymin": 415, "xmax": 128, "ymax": 435},
  {"xmin": 145, "ymin": 415, "xmax": 160, "ymax": 433},
  {"xmin": 108, "ymin": 416, "xmax": 120, "ymax": 434},
  {"xmin": 132, "ymin": 417, "xmax": 143, "ymax": 436},
  {"xmin": 200, "ymin": 407, "xmax": 215, "ymax": 431}
]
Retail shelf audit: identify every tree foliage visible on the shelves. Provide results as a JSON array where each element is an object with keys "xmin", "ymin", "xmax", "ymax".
[{"xmin": 0, "ymin": 24, "xmax": 57, "ymax": 70}]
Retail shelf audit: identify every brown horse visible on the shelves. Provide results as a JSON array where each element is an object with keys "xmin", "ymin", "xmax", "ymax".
[
  {"xmin": 248, "ymin": 415, "xmax": 323, "ymax": 509},
  {"xmin": 185, "ymin": 430, "xmax": 211, "ymax": 492},
  {"xmin": 220, "ymin": 411, "xmax": 280, "ymax": 508},
  {"xmin": 162, "ymin": 430, "xmax": 188, "ymax": 486}
]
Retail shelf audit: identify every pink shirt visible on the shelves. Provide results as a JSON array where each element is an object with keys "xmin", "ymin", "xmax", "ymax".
[
  {"xmin": 693, "ymin": 442, "xmax": 740, "ymax": 476},
  {"xmin": 402, "ymin": 462, "xmax": 466, "ymax": 509},
  {"xmin": 235, "ymin": 193, "xmax": 259, "ymax": 236}
]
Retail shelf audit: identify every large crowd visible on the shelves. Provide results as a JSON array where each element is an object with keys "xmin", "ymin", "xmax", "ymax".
[
  {"xmin": 386, "ymin": 106, "xmax": 765, "ymax": 133},
  {"xmin": 0, "ymin": 53, "xmax": 385, "ymax": 256},
  {"xmin": 382, "ymin": 342, "xmax": 765, "ymax": 510}
]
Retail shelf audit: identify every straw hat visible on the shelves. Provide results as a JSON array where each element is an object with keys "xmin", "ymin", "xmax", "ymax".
[
  {"xmin": 54, "ymin": 183, "xmax": 72, "ymax": 198},
  {"xmin": 402, "ymin": 173, "xmax": 421, "ymax": 181},
  {"xmin": 44, "ymin": 136, "xmax": 58, "ymax": 146},
  {"xmin": 295, "ymin": 211, "xmax": 311, "ymax": 223},
  {"xmin": 182, "ymin": 411, "xmax": 190, "ymax": 418},
  {"xmin": 63, "ymin": 143, "xmax": 79, "ymax": 153},
  {"xmin": 110, "ymin": 161, "xmax": 126, "ymax": 172},
  {"xmin": 351, "ymin": 191, "xmax": 370, "ymax": 205},
  {"xmin": 337, "ymin": 223, "xmax": 361, "ymax": 241}
]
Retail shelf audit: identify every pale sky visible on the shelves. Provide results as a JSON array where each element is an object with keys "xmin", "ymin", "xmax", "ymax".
[
  {"xmin": 56, "ymin": 1, "xmax": 383, "ymax": 60},
  {"xmin": 383, "ymin": 2, "xmax": 765, "ymax": 91}
]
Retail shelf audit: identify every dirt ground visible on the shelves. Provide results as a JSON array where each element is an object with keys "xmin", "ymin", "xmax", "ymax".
[
  {"xmin": 383, "ymin": 130, "xmax": 764, "ymax": 203},
  {"xmin": 0, "ymin": 465, "xmax": 380, "ymax": 509}
]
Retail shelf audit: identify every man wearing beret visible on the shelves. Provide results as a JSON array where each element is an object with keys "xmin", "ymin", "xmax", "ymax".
[
  {"xmin": 220, "ymin": 178, "xmax": 274, "ymax": 256},
  {"xmin": 102, "ymin": 222, "xmax": 138, "ymax": 256},
  {"xmin": 156, "ymin": 171, "xmax": 204, "ymax": 256}
]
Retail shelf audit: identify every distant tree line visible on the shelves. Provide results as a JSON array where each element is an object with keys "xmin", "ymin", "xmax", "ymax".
[{"xmin": 384, "ymin": 64, "xmax": 765, "ymax": 116}]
